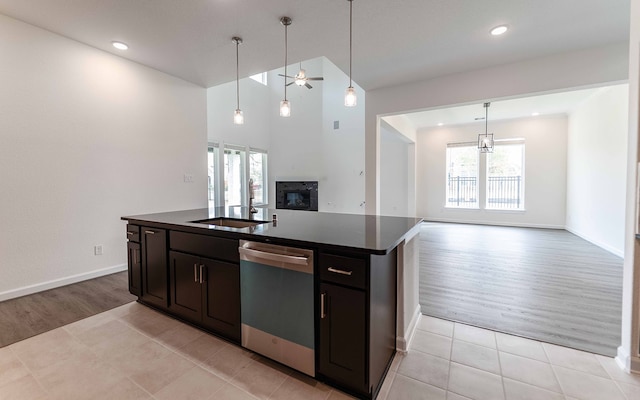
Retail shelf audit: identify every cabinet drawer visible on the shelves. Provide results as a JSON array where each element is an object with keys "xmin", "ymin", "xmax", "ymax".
[
  {"xmin": 170, "ymin": 231, "xmax": 239, "ymax": 263},
  {"xmin": 126, "ymin": 224, "xmax": 140, "ymax": 243},
  {"xmin": 319, "ymin": 253, "xmax": 366, "ymax": 289}
]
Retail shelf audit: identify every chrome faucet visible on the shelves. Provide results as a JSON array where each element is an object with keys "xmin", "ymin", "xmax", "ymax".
[{"xmin": 248, "ymin": 178, "xmax": 258, "ymax": 214}]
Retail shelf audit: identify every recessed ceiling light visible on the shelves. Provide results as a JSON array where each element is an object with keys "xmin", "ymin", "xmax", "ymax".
[
  {"xmin": 490, "ymin": 25, "xmax": 508, "ymax": 36},
  {"xmin": 437, "ymin": 122, "xmax": 444, "ymax": 126},
  {"xmin": 532, "ymin": 112, "xmax": 540, "ymax": 116},
  {"xmin": 112, "ymin": 41, "xmax": 129, "ymax": 50}
]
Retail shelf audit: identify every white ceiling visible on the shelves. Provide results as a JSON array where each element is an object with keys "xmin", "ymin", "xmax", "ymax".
[
  {"xmin": 398, "ymin": 87, "xmax": 606, "ymax": 130},
  {"xmin": 0, "ymin": 0, "xmax": 630, "ymax": 90}
]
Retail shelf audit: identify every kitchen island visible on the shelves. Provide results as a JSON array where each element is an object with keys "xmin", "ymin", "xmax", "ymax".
[{"xmin": 122, "ymin": 207, "xmax": 422, "ymax": 400}]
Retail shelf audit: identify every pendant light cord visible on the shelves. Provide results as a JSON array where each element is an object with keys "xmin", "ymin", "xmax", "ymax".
[
  {"xmin": 483, "ymin": 102, "xmax": 491, "ymax": 135},
  {"xmin": 349, "ymin": 0, "xmax": 353, "ymax": 87},
  {"xmin": 284, "ymin": 22, "xmax": 288, "ymax": 101},
  {"xmin": 236, "ymin": 40, "xmax": 240, "ymax": 110}
]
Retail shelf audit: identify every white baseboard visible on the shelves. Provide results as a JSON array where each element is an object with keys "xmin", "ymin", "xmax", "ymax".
[
  {"xmin": 0, "ymin": 264, "xmax": 127, "ymax": 302},
  {"xmin": 616, "ymin": 346, "xmax": 631, "ymax": 372},
  {"xmin": 422, "ymin": 217, "xmax": 564, "ymax": 230},
  {"xmin": 565, "ymin": 226, "xmax": 624, "ymax": 258},
  {"xmin": 396, "ymin": 305, "xmax": 421, "ymax": 353}
]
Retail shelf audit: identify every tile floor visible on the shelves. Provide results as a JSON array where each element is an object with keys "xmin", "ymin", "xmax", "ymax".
[{"xmin": 1, "ymin": 303, "xmax": 639, "ymax": 400}]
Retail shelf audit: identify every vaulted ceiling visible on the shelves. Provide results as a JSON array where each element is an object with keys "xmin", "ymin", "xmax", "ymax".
[{"xmin": 0, "ymin": 0, "xmax": 630, "ymax": 90}]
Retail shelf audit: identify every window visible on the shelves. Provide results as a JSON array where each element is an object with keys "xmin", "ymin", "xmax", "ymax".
[
  {"xmin": 249, "ymin": 149, "xmax": 268, "ymax": 205},
  {"xmin": 224, "ymin": 145, "xmax": 246, "ymax": 207},
  {"xmin": 207, "ymin": 143, "xmax": 219, "ymax": 208},
  {"xmin": 446, "ymin": 144, "xmax": 479, "ymax": 208},
  {"xmin": 486, "ymin": 142, "xmax": 525, "ymax": 210},
  {"xmin": 250, "ymin": 72, "xmax": 268, "ymax": 85}
]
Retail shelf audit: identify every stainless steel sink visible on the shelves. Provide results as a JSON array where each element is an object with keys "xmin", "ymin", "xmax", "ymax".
[{"xmin": 190, "ymin": 218, "xmax": 267, "ymax": 228}]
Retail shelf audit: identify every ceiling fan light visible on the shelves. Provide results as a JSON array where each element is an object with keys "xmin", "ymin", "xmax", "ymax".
[
  {"xmin": 233, "ymin": 109, "xmax": 244, "ymax": 125},
  {"xmin": 295, "ymin": 69, "xmax": 306, "ymax": 86},
  {"xmin": 280, "ymin": 100, "xmax": 291, "ymax": 117},
  {"xmin": 345, "ymin": 86, "xmax": 357, "ymax": 107}
]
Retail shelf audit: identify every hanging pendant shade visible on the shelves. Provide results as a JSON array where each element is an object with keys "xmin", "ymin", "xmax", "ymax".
[
  {"xmin": 478, "ymin": 102, "xmax": 494, "ymax": 153},
  {"xmin": 280, "ymin": 17, "xmax": 292, "ymax": 117}
]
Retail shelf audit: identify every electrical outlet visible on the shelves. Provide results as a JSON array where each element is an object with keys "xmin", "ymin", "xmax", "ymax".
[
  {"xmin": 94, "ymin": 245, "xmax": 103, "ymax": 256},
  {"xmin": 183, "ymin": 174, "xmax": 194, "ymax": 183}
]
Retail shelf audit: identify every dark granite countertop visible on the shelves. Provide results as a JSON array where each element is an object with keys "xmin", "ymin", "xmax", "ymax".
[{"xmin": 122, "ymin": 207, "xmax": 423, "ymax": 255}]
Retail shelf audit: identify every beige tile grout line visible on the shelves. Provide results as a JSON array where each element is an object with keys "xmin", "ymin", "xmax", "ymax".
[
  {"xmin": 595, "ymin": 356, "xmax": 631, "ymax": 400},
  {"xmin": 6, "ymin": 345, "xmax": 49, "ymax": 398},
  {"xmin": 445, "ymin": 322, "xmax": 455, "ymax": 398}
]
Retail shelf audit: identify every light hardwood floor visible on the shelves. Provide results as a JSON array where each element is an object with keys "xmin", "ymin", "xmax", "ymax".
[
  {"xmin": 0, "ymin": 271, "xmax": 136, "ymax": 347},
  {"xmin": 419, "ymin": 222, "xmax": 623, "ymax": 356}
]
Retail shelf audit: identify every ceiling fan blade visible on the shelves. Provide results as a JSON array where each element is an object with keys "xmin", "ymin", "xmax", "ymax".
[
  {"xmin": 286, "ymin": 82, "xmax": 295, "ymax": 86},
  {"xmin": 307, "ymin": 77, "xmax": 324, "ymax": 81},
  {"xmin": 305, "ymin": 83, "xmax": 313, "ymax": 89},
  {"xmin": 278, "ymin": 74, "xmax": 296, "ymax": 78}
]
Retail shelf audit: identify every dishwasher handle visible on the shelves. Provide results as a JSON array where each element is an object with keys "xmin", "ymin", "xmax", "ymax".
[{"xmin": 239, "ymin": 246, "xmax": 310, "ymax": 266}]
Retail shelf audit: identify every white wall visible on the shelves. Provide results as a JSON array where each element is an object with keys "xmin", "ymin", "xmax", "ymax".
[
  {"xmin": 0, "ymin": 15, "xmax": 207, "ymax": 299},
  {"xmin": 320, "ymin": 57, "xmax": 366, "ymax": 214},
  {"xmin": 268, "ymin": 58, "xmax": 324, "ymax": 206},
  {"xmin": 206, "ymin": 78, "xmax": 271, "ymax": 150},
  {"xmin": 417, "ymin": 116, "xmax": 568, "ymax": 228},
  {"xmin": 620, "ymin": 0, "xmax": 640, "ymax": 374},
  {"xmin": 380, "ymin": 123, "xmax": 410, "ymax": 217},
  {"xmin": 566, "ymin": 85, "xmax": 629, "ymax": 256}
]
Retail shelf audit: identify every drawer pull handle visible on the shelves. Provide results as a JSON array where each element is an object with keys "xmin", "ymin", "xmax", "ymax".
[
  {"xmin": 144, "ymin": 230, "xmax": 155, "ymax": 235},
  {"xmin": 321, "ymin": 292, "xmax": 327, "ymax": 319},
  {"xmin": 194, "ymin": 264, "xmax": 198, "ymax": 283},
  {"xmin": 126, "ymin": 231, "xmax": 135, "ymax": 236},
  {"xmin": 200, "ymin": 264, "xmax": 205, "ymax": 283},
  {"xmin": 328, "ymin": 267, "xmax": 353, "ymax": 276}
]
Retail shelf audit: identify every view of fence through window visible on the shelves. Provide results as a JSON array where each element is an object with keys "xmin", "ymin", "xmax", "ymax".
[
  {"xmin": 487, "ymin": 143, "xmax": 524, "ymax": 209},
  {"xmin": 446, "ymin": 145, "xmax": 479, "ymax": 208},
  {"xmin": 446, "ymin": 141, "xmax": 524, "ymax": 210}
]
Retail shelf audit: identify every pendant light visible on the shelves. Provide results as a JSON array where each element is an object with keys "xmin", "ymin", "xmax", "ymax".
[
  {"xmin": 344, "ymin": 0, "xmax": 356, "ymax": 107},
  {"xmin": 232, "ymin": 37, "xmax": 244, "ymax": 125},
  {"xmin": 280, "ymin": 17, "xmax": 292, "ymax": 117},
  {"xmin": 478, "ymin": 102, "xmax": 494, "ymax": 153}
]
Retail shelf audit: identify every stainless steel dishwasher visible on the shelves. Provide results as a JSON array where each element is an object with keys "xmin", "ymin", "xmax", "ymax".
[{"xmin": 239, "ymin": 240, "xmax": 315, "ymax": 376}]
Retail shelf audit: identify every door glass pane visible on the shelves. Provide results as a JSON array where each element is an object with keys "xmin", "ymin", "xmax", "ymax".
[
  {"xmin": 446, "ymin": 145, "xmax": 479, "ymax": 208},
  {"xmin": 249, "ymin": 150, "xmax": 267, "ymax": 205},
  {"xmin": 207, "ymin": 144, "xmax": 219, "ymax": 208},
  {"xmin": 224, "ymin": 147, "xmax": 246, "ymax": 206}
]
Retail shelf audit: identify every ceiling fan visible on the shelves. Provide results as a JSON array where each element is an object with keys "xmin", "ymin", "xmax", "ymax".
[{"xmin": 279, "ymin": 63, "xmax": 324, "ymax": 89}]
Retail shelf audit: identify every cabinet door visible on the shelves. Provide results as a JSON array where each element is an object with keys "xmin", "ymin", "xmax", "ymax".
[
  {"xmin": 201, "ymin": 258, "xmax": 241, "ymax": 342},
  {"xmin": 168, "ymin": 251, "xmax": 202, "ymax": 323},
  {"xmin": 319, "ymin": 282, "xmax": 367, "ymax": 394},
  {"xmin": 141, "ymin": 227, "xmax": 168, "ymax": 309},
  {"xmin": 127, "ymin": 241, "xmax": 141, "ymax": 296}
]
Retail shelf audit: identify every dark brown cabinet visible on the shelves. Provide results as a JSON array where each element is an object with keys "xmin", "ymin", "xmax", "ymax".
[
  {"xmin": 140, "ymin": 227, "xmax": 168, "ymax": 310},
  {"xmin": 126, "ymin": 224, "xmax": 141, "ymax": 296},
  {"xmin": 168, "ymin": 232, "xmax": 241, "ymax": 342},
  {"xmin": 319, "ymin": 282, "xmax": 367, "ymax": 393},
  {"xmin": 317, "ymin": 250, "xmax": 397, "ymax": 399}
]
